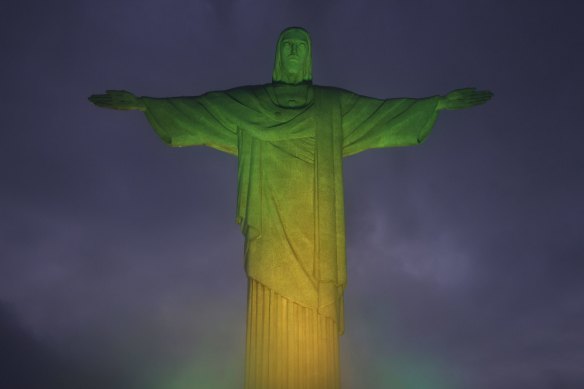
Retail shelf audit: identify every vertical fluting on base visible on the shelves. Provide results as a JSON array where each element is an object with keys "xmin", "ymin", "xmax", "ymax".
[{"xmin": 245, "ymin": 279, "xmax": 340, "ymax": 389}]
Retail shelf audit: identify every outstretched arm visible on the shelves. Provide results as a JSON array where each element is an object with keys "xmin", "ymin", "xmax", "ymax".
[
  {"xmin": 340, "ymin": 86, "xmax": 492, "ymax": 156},
  {"xmin": 88, "ymin": 90, "xmax": 146, "ymax": 111},
  {"xmin": 437, "ymin": 88, "xmax": 493, "ymax": 111},
  {"xmin": 88, "ymin": 88, "xmax": 247, "ymax": 155},
  {"xmin": 341, "ymin": 92, "xmax": 441, "ymax": 156}
]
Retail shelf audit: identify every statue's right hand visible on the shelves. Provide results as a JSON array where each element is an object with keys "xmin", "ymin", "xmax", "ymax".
[{"xmin": 88, "ymin": 90, "xmax": 146, "ymax": 111}]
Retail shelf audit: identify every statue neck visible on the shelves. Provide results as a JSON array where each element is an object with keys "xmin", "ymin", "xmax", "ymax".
[{"xmin": 270, "ymin": 82, "xmax": 313, "ymax": 108}]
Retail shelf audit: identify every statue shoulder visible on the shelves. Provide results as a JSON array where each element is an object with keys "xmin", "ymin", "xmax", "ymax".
[
  {"xmin": 311, "ymin": 85, "xmax": 358, "ymax": 106},
  {"xmin": 204, "ymin": 84, "xmax": 265, "ymax": 98},
  {"xmin": 313, "ymin": 85, "xmax": 356, "ymax": 98},
  {"xmin": 195, "ymin": 85, "xmax": 269, "ymax": 107}
]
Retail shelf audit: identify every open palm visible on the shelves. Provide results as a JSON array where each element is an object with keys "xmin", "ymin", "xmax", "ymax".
[
  {"xmin": 88, "ymin": 90, "xmax": 145, "ymax": 111},
  {"xmin": 438, "ymin": 88, "xmax": 493, "ymax": 110}
]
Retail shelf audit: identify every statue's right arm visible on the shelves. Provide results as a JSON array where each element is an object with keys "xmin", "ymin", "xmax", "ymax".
[{"xmin": 88, "ymin": 90, "xmax": 146, "ymax": 111}]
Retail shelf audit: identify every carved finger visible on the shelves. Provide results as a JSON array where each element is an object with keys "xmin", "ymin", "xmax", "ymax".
[
  {"xmin": 459, "ymin": 98, "xmax": 490, "ymax": 107},
  {"xmin": 469, "ymin": 91, "xmax": 493, "ymax": 100},
  {"xmin": 89, "ymin": 96, "xmax": 112, "ymax": 104},
  {"xmin": 92, "ymin": 101, "xmax": 113, "ymax": 108},
  {"xmin": 472, "ymin": 91, "xmax": 493, "ymax": 98},
  {"xmin": 91, "ymin": 94, "xmax": 112, "ymax": 101},
  {"xmin": 447, "ymin": 101, "xmax": 478, "ymax": 109},
  {"xmin": 471, "ymin": 96, "xmax": 492, "ymax": 102},
  {"xmin": 453, "ymin": 99, "xmax": 489, "ymax": 109},
  {"xmin": 451, "ymin": 93, "xmax": 491, "ymax": 103},
  {"xmin": 464, "ymin": 95, "xmax": 492, "ymax": 102}
]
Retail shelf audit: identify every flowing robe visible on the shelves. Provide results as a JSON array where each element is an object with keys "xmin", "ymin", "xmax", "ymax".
[{"xmin": 142, "ymin": 84, "xmax": 439, "ymax": 388}]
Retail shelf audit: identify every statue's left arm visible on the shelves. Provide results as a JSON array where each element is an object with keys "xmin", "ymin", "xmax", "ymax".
[{"xmin": 341, "ymin": 87, "xmax": 492, "ymax": 157}]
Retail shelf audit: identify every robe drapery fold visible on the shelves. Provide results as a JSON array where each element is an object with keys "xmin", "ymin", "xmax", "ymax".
[
  {"xmin": 142, "ymin": 85, "xmax": 440, "ymax": 332},
  {"xmin": 245, "ymin": 278, "xmax": 340, "ymax": 389}
]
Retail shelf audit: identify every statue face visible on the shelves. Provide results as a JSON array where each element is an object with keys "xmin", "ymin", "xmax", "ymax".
[
  {"xmin": 279, "ymin": 30, "xmax": 309, "ymax": 76},
  {"xmin": 272, "ymin": 27, "xmax": 312, "ymax": 84}
]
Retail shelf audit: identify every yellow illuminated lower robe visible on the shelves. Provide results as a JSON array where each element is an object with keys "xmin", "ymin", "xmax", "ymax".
[{"xmin": 245, "ymin": 278, "xmax": 340, "ymax": 389}]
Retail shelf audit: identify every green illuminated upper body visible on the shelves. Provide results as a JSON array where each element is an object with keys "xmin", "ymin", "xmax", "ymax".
[{"xmin": 89, "ymin": 27, "xmax": 492, "ymax": 330}]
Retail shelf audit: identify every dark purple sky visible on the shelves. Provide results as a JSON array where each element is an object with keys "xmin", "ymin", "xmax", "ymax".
[{"xmin": 1, "ymin": 1, "xmax": 583, "ymax": 388}]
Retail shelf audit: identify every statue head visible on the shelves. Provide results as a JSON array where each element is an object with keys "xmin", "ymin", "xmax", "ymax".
[{"xmin": 272, "ymin": 27, "xmax": 312, "ymax": 84}]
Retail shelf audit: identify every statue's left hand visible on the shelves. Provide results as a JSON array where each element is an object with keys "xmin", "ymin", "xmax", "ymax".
[{"xmin": 437, "ymin": 88, "xmax": 493, "ymax": 110}]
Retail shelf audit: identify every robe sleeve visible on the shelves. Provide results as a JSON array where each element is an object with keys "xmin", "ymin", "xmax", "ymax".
[
  {"xmin": 340, "ymin": 91, "xmax": 440, "ymax": 157},
  {"xmin": 141, "ymin": 91, "xmax": 241, "ymax": 156}
]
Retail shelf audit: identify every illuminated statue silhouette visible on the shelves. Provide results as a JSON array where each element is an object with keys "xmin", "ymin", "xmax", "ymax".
[{"xmin": 90, "ymin": 27, "xmax": 492, "ymax": 389}]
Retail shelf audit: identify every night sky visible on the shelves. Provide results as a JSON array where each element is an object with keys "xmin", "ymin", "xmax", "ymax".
[{"xmin": 1, "ymin": 1, "xmax": 583, "ymax": 388}]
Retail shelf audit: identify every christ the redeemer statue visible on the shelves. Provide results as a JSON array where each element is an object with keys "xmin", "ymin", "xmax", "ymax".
[{"xmin": 90, "ymin": 27, "xmax": 492, "ymax": 389}]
